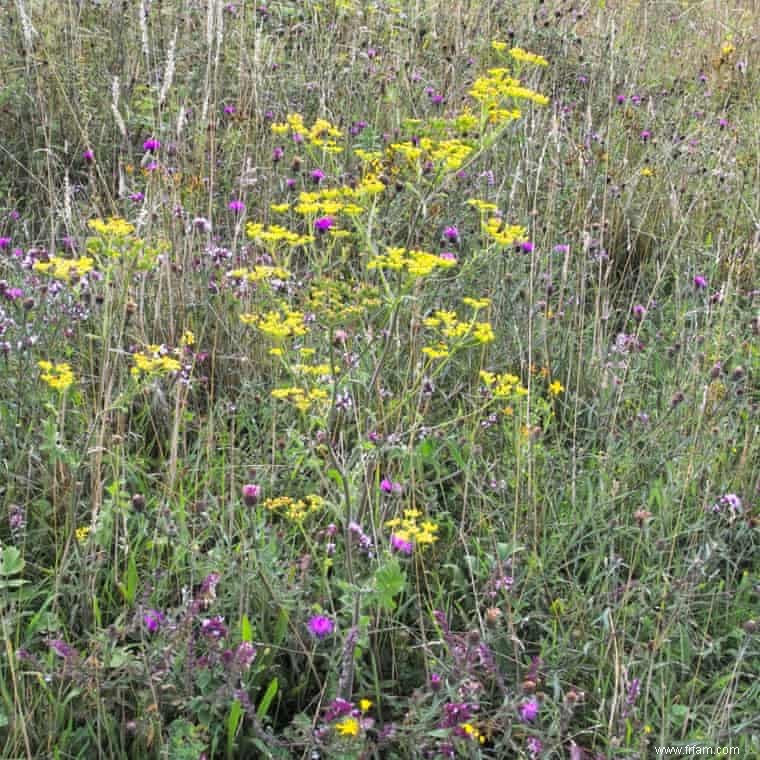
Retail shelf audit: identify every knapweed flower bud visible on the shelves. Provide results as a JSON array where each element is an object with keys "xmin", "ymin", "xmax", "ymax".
[{"xmin": 242, "ymin": 483, "xmax": 261, "ymax": 506}]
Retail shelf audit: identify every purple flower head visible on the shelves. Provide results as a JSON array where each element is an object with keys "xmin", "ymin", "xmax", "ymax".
[
  {"xmin": 390, "ymin": 534, "xmax": 414, "ymax": 555},
  {"xmin": 324, "ymin": 698, "xmax": 354, "ymax": 722},
  {"xmin": 430, "ymin": 672, "xmax": 442, "ymax": 691},
  {"xmin": 143, "ymin": 138, "xmax": 161, "ymax": 152},
  {"xmin": 228, "ymin": 199, "xmax": 245, "ymax": 214},
  {"xmin": 693, "ymin": 274, "xmax": 707, "ymax": 289},
  {"xmin": 632, "ymin": 303, "xmax": 646, "ymax": 320},
  {"xmin": 616, "ymin": 95, "xmax": 626, "ymax": 105},
  {"xmin": 224, "ymin": 104, "xmax": 236, "ymax": 115},
  {"xmin": 242, "ymin": 483, "xmax": 261, "ymax": 506},
  {"xmin": 3, "ymin": 287, "xmax": 23, "ymax": 301},
  {"xmin": 554, "ymin": 243, "xmax": 570, "ymax": 254},
  {"xmin": 143, "ymin": 609, "xmax": 165, "ymax": 634},
  {"xmin": 520, "ymin": 240, "xmax": 535, "ymax": 253},
  {"xmin": 429, "ymin": 93, "xmax": 444, "ymax": 106},
  {"xmin": 82, "ymin": 149, "xmax": 95, "ymax": 163},
  {"xmin": 526, "ymin": 736, "xmax": 543, "ymax": 758},
  {"xmin": 440, "ymin": 702, "xmax": 477, "ymax": 728},
  {"xmin": 201, "ymin": 615, "xmax": 228, "ymax": 639},
  {"xmin": 233, "ymin": 641, "xmax": 257, "ymax": 670},
  {"xmin": 285, "ymin": 178, "xmax": 297, "ymax": 190},
  {"xmin": 640, "ymin": 130, "xmax": 651, "ymax": 141},
  {"xmin": 314, "ymin": 216, "xmax": 334, "ymax": 233},
  {"xmin": 307, "ymin": 614, "xmax": 334, "ymax": 639},
  {"xmin": 519, "ymin": 698, "xmax": 539, "ymax": 723},
  {"xmin": 380, "ymin": 478, "xmax": 394, "ymax": 493},
  {"xmin": 272, "ymin": 146, "xmax": 284, "ymax": 162},
  {"xmin": 0, "ymin": 237, "xmax": 11, "ymax": 250},
  {"xmin": 439, "ymin": 251, "xmax": 458, "ymax": 264},
  {"xmin": 443, "ymin": 225, "xmax": 459, "ymax": 243},
  {"xmin": 129, "ymin": 192, "xmax": 145, "ymax": 203},
  {"xmin": 310, "ymin": 169, "xmax": 325, "ymax": 184},
  {"xmin": 48, "ymin": 639, "xmax": 77, "ymax": 659},
  {"xmin": 292, "ymin": 132, "xmax": 304, "ymax": 144},
  {"xmin": 199, "ymin": 571, "xmax": 221, "ymax": 603}
]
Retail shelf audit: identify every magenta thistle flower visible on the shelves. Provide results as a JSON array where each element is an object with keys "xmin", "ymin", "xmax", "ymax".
[
  {"xmin": 82, "ymin": 149, "xmax": 95, "ymax": 163},
  {"xmin": 430, "ymin": 672, "xmax": 442, "ymax": 691},
  {"xmin": 310, "ymin": 168, "xmax": 325, "ymax": 184},
  {"xmin": 693, "ymin": 274, "xmax": 707, "ymax": 289},
  {"xmin": 242, "ymin": 483, "xmax": 261, "ymax": 506},
  {"xmin": 48, "ymin": 639, "xmax": 77, "ymax": 659},
  {"xmin": 0, "ymin": 237, "xmax": 11, "ymax": 249},
  {"xmin": 519, "ymin": 698, "xmax": 539, "ymax": 723},
  {"xmin": 143, "ymin": 138, "xmax": 161, "ymax": 152},
  {"xmin": 632, "ymin": 304, "xmax": 646, "ymax": 320},
  {"xmin": 390, "ymin": 534, "xmax": 413, "ymax": 555},
  {"xmin": 143, "ymin": 609, "xmax": 165, "ymax": 634},
  {"xmin": 520, "ymin": 240, "xmax": 535, "ymax": 253},
  {"xmin": 443, "ymin": 225, "xmax": 459, "ymax": 243},
  {"xmin": 228, "ymin": 199, "xmax": 245, "ymax": 213},
  {"xmin": 314, "ymin": 216, "xmax": 334, "ymax": 233},
  {"xmin": 307, "ymin": 614, "xmax": 334, "ymax": 639},
  {"xmin": 640, "ymin": 130, "xmax": 651, "ymax": 141},
  {"xmin": 224, "ymin": 104, "xmax": 236, "ymax": 115},
  {"xmin": 439, "ymin": 251, "xmax": 458, "ymax": 264},
  {"xmin": 272, "ymin": 146, "xmax": 284, "ymax": 162}
]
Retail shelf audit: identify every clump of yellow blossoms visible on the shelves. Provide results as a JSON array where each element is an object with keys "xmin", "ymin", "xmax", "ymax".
[
  {"xmin": 88, "ymin": 217, "xmax": 135, "ymax": 237},
  {"xmin": 226, "ymin": 265, "xmax": 291, "ymax": 283},
  {"xmin": 264, "ymin": 493, "xmax": 324, "ymax": 521},
  {"xmin": 240, "ymin": 305, "xmax": 308, "ymax": 340},
  {"xmin": 270, "ymin": 386, "xmax": 329, "ymax": 413},
  {"xmin": 33, "ymin": 256, "xmax": 94, "ymax": 281},
  {"xmin": 483, "ymin": 217, "xmax": 529, "ymax": 246},
  {"xmin": 480, "ymin": 370, "xmax": 529, "ymax": 410},
  {"xmin": 367, "ymin": 247, "xmax": 457, "ymax": 278},
  {"xmin": 38, "ymin": 361, "xmax": 75, "ymax": 391},
  {"xmin": 130, "ymin": 345, "xmax": 182, "ymax": 378},
  {"xmin": 271, "ymin": 113, "xmax": 343, "ymax": 153},
  {"xmin": 509, "ymin": 46, "xmax": 549, "ymax": 67},
  {"xmin": 421, "ymin": 304, "xmax": 495, "ymax": 359},
  {"xmin": 385, "ymin": 508, "xmax": 439, "ymax": 548},
  {"xmin": 246, "ymin": 222, "xmax": 313, "ymax": 248},
  {"xmin": 334, "ymin": 716, "xmax": 360, "ymax": 737}
]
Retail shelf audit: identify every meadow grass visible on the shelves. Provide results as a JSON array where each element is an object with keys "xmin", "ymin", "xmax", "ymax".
[{"xmin": 0, "ymin": 0, "xmax": 758, "ymax": 757}]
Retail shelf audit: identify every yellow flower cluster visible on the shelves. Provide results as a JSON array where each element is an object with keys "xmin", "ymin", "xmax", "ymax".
[
  {"xmin": 271, "ymin": 113, "xmax": 343, "ymax": 153},
  {"xmin": 467, "ymin": 198, "xmax": 499, "ymax": 213},
  {"xmin": 509, "ymin": 47, "xmax": 549, "ymax": 67},
  {"xmin": 422, "ymin": 308, "xmax": 495, "ymax": 351},
  {"xmin": 308, "ymin": 278, "xmax": 381, "ymax": 322},
  {"xmin": 390, "ymin": 137, "xmax": 474, "ymax": 171},
  {"xmin": 293, "ymin": 187, "xmax": 366, "ymax": 217},
  {"xmin": 240, "ymin": 306, "xmax": 308, "ymax": 340},
  {"xmin": 385, "ymin": 508, "xmax": 439, "ymax": 547},
  {"xmin": 334, "ymin": 716, "xmax": 360, "ymax": 737},
  {"xmin": 263, "ymin": 493, "xmax": 325, "ymax": 521},
  {"xmin": 483, "ymin": 217, "xmax": 528, "ymax": 246},
  {"xmin": 469, "ymin": 66, "xmax": 549, "ymax": 121},
  {"xmin": 75, "ymin": 526, "xmax": 91, "ymax": 543},
  {"xmin": 460, "ymin": 722, "xmax": 486, "ymax": 744},
  {"xmin": 480, "ymin": 370, "xmax": 529, "ymax": 407},
  {"xmin": 293, "ymin": 362, "xmax": 333, "ymax": 377},
  {"xmin": 38, "ymin": 360, "xmax": 75, "ymax": 391},
  {"xmin": 33, "ymin": 256, "xmax": 95, "ymax": 281},
  {"xmin": 367, "ymin": 247, "xmax": 457, "ymax": 278},
  {"xmin": 246, "ymin": 222, "xmax": 313, "ymax": 247},
  {"xmin": 270, "ymin": 386, "xmax": 329, "ymax": 412},
  {"xmin": 88, "ymin": 217, "xmax": 135, "ymax": 237},
  {"xmin": 130, "ymin": 345, "xmax": 182, "ymax": 378},
  {"xmin": 226, "ymin": 265, "xmax": 291, "ymax": 282}
]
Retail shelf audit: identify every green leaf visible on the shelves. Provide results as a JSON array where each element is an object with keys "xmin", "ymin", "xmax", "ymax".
[
  {"xmin": 241, "ymin": 614, "xmax": 253, "ymax": 643},
  {"xmin": 373, "ymin": 558, "xmax": 406, "ymax": 612},
  {"xmin": 226, "ymin": 699, "xmax": 244, "ymax": 757},
  {"xmin": 256, "ymin": 678, "xmax": 279, "ymax": 720},
  {"xmin": 0, "ymin": 546, "xmax": 24, "ymax": 576}
]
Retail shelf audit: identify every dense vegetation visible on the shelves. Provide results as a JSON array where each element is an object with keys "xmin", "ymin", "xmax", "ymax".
[{"xmin": 0, "ymin": 1, "xmax": 757, "ymax": 757}]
